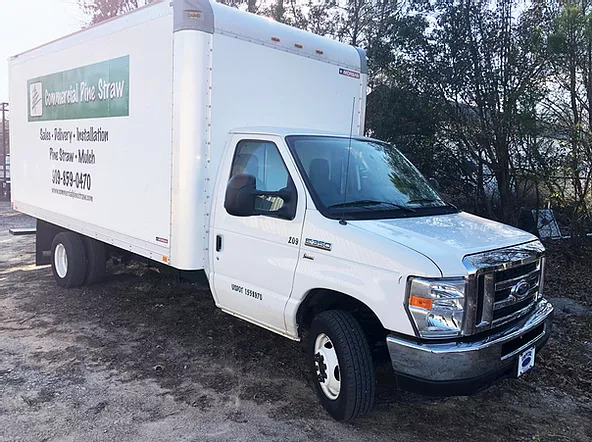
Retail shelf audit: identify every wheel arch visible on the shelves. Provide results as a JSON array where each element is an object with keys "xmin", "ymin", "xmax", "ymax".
[
  {"xmin": 36, "ymin": 219, "xmax": 66, "ymax": 266},
  {"xmin": 296, "ymin": 288, "xmax": 387, "ymax": 343}
]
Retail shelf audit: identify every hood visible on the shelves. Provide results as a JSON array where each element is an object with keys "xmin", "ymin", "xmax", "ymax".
[{"xmin": 349, "ymin": 211, "xmax": 537, "ymax": 276}]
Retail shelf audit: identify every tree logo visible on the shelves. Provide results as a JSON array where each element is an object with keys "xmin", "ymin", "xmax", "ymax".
[{"xmin": 29, "ymin": 82, "xmax": 43, "ymax": 117}]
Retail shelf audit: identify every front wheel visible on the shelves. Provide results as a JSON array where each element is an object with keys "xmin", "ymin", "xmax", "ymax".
[{"xmin": 308, "ymin": 310, "xmax": 375, "ymax": 421}]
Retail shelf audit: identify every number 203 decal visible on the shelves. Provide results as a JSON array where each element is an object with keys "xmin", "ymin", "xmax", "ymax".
[{"xmin": 288, "ymin": 236, "xmax": 299, "ymax": 245}]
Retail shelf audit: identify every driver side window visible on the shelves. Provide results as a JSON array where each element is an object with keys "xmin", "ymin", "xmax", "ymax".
[{"xmin": 229, "ymin": 140, "xmax": 294, "ymax": 215}]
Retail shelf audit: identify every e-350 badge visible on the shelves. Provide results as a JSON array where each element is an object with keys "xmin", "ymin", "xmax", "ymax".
[{"xmin": 305, "ymin": 238, "xmax": 332, "ymax": 251}]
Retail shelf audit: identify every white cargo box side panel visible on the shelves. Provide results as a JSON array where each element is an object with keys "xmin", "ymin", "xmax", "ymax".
[
  {"xmin": 9, "ymin": 3, "xmax": 174, "ymax": 261},
  {"xmin": 209, "ymin": 6, "xmax": 366, "ymax": 152},
  {"xmin": 210, "ymin": 33, "xmax": 364, "ymax": 141}
]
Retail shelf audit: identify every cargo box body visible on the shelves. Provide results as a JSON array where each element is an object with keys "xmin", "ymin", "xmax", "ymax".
[{"xmin": 8, "ymin": 0, "xmax": 366, "ymax": 270}]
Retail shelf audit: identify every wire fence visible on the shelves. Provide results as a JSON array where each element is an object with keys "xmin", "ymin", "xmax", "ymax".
[{"xmin": 1, "ymin": 102, "xmax": 10, "ymax": 199}]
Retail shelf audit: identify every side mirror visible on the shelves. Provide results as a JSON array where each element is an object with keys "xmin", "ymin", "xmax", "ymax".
[
  {"xmin": 224, "ymin": 174, "xmax": 298, "ymax": 220},
  {"xmin": 224, "ymin": 174, "xmax": 257, "ymax": 216}
]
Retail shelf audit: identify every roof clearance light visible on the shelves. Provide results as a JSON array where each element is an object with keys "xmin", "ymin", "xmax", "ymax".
[
  {"xmin": 316, "ymin": 50, "xmax": 324, "ymax": 55},
  {"xmin": 294, "ymin": 43, "xmax": 303, "ymax": 49},
  {"xmin": 271, "ymin": 37, "xmax": 280, "ymax": 42}
]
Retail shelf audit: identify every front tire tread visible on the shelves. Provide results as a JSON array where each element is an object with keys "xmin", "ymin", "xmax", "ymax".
[{"xmin": 309, "ymin": 310, "xmax": 375, "ymax": 421}]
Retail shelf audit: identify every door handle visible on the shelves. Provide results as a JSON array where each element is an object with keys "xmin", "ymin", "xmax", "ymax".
[{"xmin": 216, "ymin": 235, "xmax": 222, "ymax": 252}]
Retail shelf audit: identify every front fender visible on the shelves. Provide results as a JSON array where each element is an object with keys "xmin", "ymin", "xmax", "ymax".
[{"xmin": 284, "ymin": 209, "xmax": 441, "ymax": 337}]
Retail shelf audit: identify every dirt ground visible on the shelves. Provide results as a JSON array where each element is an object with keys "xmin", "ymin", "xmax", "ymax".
[{"xmin": 0, "ymin": 201, "xmax": 591, "ymax": 442}]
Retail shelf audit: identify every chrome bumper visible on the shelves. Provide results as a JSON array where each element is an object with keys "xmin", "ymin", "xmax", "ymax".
[{"xmin": 387, "ymin": 299, "xmax": 553, "ymax": 384}]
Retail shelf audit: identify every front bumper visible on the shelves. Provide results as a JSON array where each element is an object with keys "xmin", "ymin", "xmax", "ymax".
[{"xmin": 387, "ymin": 299, "xmax": 554, "ymax": 396}]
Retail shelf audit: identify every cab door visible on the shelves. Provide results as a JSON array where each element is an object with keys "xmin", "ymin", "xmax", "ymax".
[{"xmin": 210, "ymin": 135, "xmax": 306, "ymax": 335}]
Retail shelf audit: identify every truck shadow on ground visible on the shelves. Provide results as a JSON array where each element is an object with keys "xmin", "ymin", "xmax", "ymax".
[
  {"xmin": 11, "ymin": 262, "xmax": 339, "ymax": 420},
  {"xmin": 4, "ymin": 257, "xmax": 592, "ymax": 440}
]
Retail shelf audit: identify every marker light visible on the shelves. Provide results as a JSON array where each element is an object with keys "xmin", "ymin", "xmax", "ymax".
[{"xmin": 409, "ymin": 295, "xmax": 433, "ymax": 310}]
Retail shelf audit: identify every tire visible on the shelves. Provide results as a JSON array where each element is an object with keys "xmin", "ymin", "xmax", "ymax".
[
  {"xmin": 308, "ymin": 310, "xmax": 375, "ymax": 421},
  {"xmin": 83, "ymin": 237, "xmax": 106, "ymax": 285},
  {"xmin": 51, "ymin": 232, "xmax": 87, "ymax": 288}
]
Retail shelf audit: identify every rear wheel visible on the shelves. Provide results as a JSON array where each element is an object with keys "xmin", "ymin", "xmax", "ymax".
[
  {"xmin": 308, "ymin": 310, "xmax": 375, "ymax": 421},
  {"xmin": 83, "ymin": 237, "xmax": 106, "ymax": 285},
  {"xmin": 51, "ymin": 232, "xmax": 86, "ymax": 288}
]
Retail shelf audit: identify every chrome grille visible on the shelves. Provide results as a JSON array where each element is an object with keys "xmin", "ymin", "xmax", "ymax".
[
  {"xmin": 490, "ymin": 261, "xmax": 541, "ymax": 324},
  {"xmin": 462, "ymin": 241, "xmax": 545, "ymax": 335}
]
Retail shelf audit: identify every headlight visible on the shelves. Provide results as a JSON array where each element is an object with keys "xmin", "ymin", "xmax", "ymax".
[{"xmin": 406, "ymin": 277, "xmax": 466, "ymax": 338}]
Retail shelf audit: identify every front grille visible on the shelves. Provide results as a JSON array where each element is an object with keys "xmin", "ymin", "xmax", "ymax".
[
  {"xmin": 463, "ymin": 241, "xmax": 545, "ymax": 335},
  {"xmin": 475, "ymin": 259, "xmax": 541, "ymax": 329},
  {"xmin": 494, "ymin": 261, "xmax": 539, "ymax": 303}
]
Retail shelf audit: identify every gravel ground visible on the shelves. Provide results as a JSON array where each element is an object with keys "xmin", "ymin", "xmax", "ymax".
[{"xmin": 0, "ymin": 200, "xmax": 591, "ymax": 441}]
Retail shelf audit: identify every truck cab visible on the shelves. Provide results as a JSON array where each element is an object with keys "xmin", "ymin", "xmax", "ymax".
[{"xmin": 210, "ymin": 128, "xmax": 553, "ymax": 420}]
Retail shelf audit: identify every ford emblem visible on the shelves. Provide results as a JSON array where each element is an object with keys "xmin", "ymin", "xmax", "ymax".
[{"xmin": 511, "ymin": 280, "xmax": 531, "ymax": 300}]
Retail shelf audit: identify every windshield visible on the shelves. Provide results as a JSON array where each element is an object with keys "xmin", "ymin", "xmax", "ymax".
[{"xmin": 286, "ymin": 136, "xmax": 456, "ymax": 220}]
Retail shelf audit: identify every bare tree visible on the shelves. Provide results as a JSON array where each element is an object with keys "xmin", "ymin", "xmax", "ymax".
[
  {"xmin": 542, "ymin": 2, "xmax": 592, "ymax": 237},
  {"xmin": 78, "ymin": 0, "xmax": 149, "ymax": 25}
]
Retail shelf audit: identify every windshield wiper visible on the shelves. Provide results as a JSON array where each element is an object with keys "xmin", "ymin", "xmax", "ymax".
[
  {"xmin": 407, "ymin": 198, "xmax": 458, "ymax": 210},
  {"xmin": 328, "ymin": 200, "xmax": 416, "ymax": 213},
  {"xmin": 407, "ymin": 198, "xmax": 439, "ymax": 204}
]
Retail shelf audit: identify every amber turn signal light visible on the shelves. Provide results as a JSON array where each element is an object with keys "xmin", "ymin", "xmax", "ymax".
[{"xmin": 409, "ymin": 295, "xmax": 432, "ymax": 310}]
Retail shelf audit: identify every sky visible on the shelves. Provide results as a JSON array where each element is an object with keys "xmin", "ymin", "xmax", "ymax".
[{"xmin": 0, "ymin": 0, "xmax": 84, "ymax": 103}]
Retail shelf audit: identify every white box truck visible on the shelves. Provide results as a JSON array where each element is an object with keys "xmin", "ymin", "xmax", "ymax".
[{"xmin": 8, "ymin": 0, "xmax": 553, "ymax": 421}]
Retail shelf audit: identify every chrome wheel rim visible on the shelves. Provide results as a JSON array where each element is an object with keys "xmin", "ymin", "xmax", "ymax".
[
  {"xmin": 314, "ymin": 333, "xmax": 340, "ymax": 400},
  {"xmin": 54, "ymin": 243, "xmax": 68, "ymax": 278}
]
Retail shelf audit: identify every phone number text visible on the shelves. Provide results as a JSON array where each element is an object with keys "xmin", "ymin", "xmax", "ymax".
[{"xmin": 51, "ymin": 169, "xmax": 92, "ymax": 191}]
